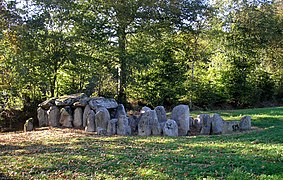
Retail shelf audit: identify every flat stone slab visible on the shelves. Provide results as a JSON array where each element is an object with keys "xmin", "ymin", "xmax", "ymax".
[
  {"xmin": 55, "ymin": 93, "xmax": 87, "ymax": 106},
  {"xmin": 88, "ymin": 97, "xmax": 118, "ymax": 110}
]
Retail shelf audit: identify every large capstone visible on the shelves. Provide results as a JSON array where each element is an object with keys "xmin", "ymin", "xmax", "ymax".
[
  {"xmin": 85, "ymin": 110, "xmax": 95, "ymax": 132},
  {"xmin": 38, "ymin": 98, "xmax": 56, "ymax": 110},
  {"xmin": 95, "ymin": 107, "xmax": 110, "ymax": 132},
  {"xmin": 239, "ymin": 116, "xmax": 251, "ymax": 130},
  {"xmin": 163, "ymin": 119, "xmax": 178, "ymax": 136},
  {"xmin": 211, "ymin": 114, "xmax": 224, "ymax": 135},
  {"xmin": 138, "ymin": 110, "xmax": 161, "ymax": 136},
  {"xmin": 47, "ymin": 106, "xmax": 60, "ymax": 127},
  {"xmin": 171, "ymin": 105, "xmax": 190, "ymax": 136},
  {"xmin": 200, "ymin": 114, "xmax": 212, "ymax": 135},
  {"xmin": 117, "ymin": 115, "xmax": 131, "ymax": 135},
  {"xmin": 115, "ymin": 104, "xmax": 127, "ymax": 118},
  {"xmin": 107, "ymin": 119, "xmax": 118, "ymax": 135},
  {"xmin": 37, "ymin": 107, "xmax": 48, "ymax": 127},
  {"xmin": 73, "ymin": 107, "xmax": 83, "ymax": 128},
  {"xmin": 154, "ymin": 106, "xmax": 167, "ymax": 123},
  {"xmin": 73, "ymin": 97, "xmax": 90, "ymax": 107},
  {"xmin": 89, "ymin": 97, "xmax": 118, "ymax": 110},
  {"xmin": 55, "ymin": 93, "xmax": 87, "ymax": 106},
  {"xmin": 59, "ymin": 106, "xmax": 73, "ymax": 128},
  {"xmin": 83, "ymin": 105, "xmax": 91, "ymax": 127}
]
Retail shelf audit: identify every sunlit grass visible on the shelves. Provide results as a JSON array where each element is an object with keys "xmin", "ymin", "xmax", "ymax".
[{"xmin": 0, "ymin": 107, "xmax": 282, "ymax": 179}]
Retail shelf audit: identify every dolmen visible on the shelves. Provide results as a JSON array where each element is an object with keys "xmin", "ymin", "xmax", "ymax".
[{"xmin": 37, "ymin": 93, "xmax": 251, "ymax": 136}]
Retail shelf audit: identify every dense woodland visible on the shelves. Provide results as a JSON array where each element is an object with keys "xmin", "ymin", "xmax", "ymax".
[{"xmin": 0, "ymin": 0, "xmax": 282, "ymax": 128}]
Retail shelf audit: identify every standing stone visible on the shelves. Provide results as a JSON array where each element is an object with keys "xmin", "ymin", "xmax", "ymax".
[
  {"xmin": 128, "ymin": 115, "xmax": 139, "ymax": 135},
  {"xmin": 211, "ymin": 114, "xmax": 224, "ymax": 135},
  {"xmin": 195, "ymin": 114, "xmax": 210, "ymax": 132},
  {"xmin": 154, "ymin": 106, "xmax": 167, "ymax": 123},
  {"xmin": 140, "ymin": 106, "xmax": 151, "ymax": 114},
  {"xmin": 47, "ymin": 106, "xmax": 60, "ymax": 127},
  {"xmin": 200, "ymin": 114, "xmax": 212, "ymax": 135},
  {"xmin": 171, "ymin": 105, "xmax": 190, "ymax": 136},
  {"xmin": 97, "ymin": 127, "xmax": 107, "ymax": 135},
  {"xmin": 85, "ymin": 110, "xmax": 95, "ymax": 132},
  {"xmin": 222, "ymin": 121, "xmax": 240, "ymax": 134},
  {"xmin": 189, "ymin": 117, "xmax": 194, "ymax": 129},
  {"xmin": 138, "ymin": 110, "xmax": 161, "ymax": 136},
  {"xmin": 117, "ymin": 115, "xmax": 131, "ymax": 135},
  {"xmin": 83, "ymin": 105, "xmax": 91, "ymax": 127},
  {"xmin": 59, "ymin": 106, "xmax": 73, "ymax": 128},
  {"xmin": 73, "ymin": 107, "xmax": 83, "ymax": 128},
  {"xmin": 163, "ymin": 119, "xmax": 178, "ymax": 136},
  {"xmin": 24, "ymin": 118, "xmax": 33, "ymax": 132},
  {"xmin": 115, "ymin": 104, "xmax": 127, "ymax": 118},
  {"xmin": 239, "ymin": 116, "xmax": 251, "ymax": 130},
  {"xmin": 95, "ymin": 107, "xmax": 110, "ymax": 132},
  {"xmin": 37, "ymin": 107, "xmax": 48, "ymax": 127},
  {"xmin": 107, "ymin": 119, "xmax": 118, "ymax": 135}
]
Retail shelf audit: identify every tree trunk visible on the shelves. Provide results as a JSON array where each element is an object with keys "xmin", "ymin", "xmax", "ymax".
[{"xmin": 117, "ymin": 25, "xmax": 127, "ymax": 104}]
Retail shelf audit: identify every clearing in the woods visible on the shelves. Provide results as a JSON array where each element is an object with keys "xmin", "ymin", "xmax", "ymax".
[{"xmin": 0, "ymin": 107, "xmax": 282, "ymax": 179}]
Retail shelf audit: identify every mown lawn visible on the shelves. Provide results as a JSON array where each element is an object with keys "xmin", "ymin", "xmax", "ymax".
[{"xmin": 0, "ymin": 107, "xmax": 282, "ymax": 179}]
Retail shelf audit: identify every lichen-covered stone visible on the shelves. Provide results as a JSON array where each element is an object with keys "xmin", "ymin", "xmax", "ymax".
[
  {"xmin": 211, "ymin": 114, "xmax": 224, "ymax": 135},
  {"xmin": 37, "ymin": 107, "xmax": 48, "ymax": 127},
  {"xmin": 73, "ymin": 107, "xmax": 83, "ymax": 128},
  {"xmin": 85, "ymin": 110, "xmax": 95, "ymax": 132},
  {"xmin": 95, "ymin": 107, "xmax": 110, "ymax": 132},
  {"xmin": 59, "ymin": 106, "xmax": 73, "ymax": 128},
  {"xmin": 89, "ymin": 97, "xmax": 118, "ymax": 110},
  {"xmin": 222, "ymin": 121, "xmax": 240, "ymax": 134},
  {"xmin": 83, "ymin": 105, "xmax": 91, "ymax": 128},
  {"xmin": 200, "ymin": 114, "xmax": 212, "ymax": 135},
  {"xmin": 171, "ymin": 105, "xmax": 190, "ymax": 136},
  {"xmin": 55, "ymin": 93, "xmax": 87, "ymax": 106},
  {"xmin": 47, "ymin": 106, "xmax": 60, "ymax": 127},
  {"xmin": 239, "ymin": 116, "xmax": 251, "ymax": 130},
  {"xmin": 117, "ymin": 115, "xmax": 131, "ymax": 135},
  {"xmin": 154, "ymin": 106, "xmax": 167, "ymax": 123},
  {"xmin": 107, "ymin": 119, "xmax": 118, "ymax": 135},
  {"xmin": 138, "ymin": 110, "xmax": 161, "ymax": 136},
  {"xmin": 115, "ymin": 104, "xmax": 127, "ymax": 118},
  {"xmin": 163, "ymin": 119, "xmax": 178, "ymax": 136}
]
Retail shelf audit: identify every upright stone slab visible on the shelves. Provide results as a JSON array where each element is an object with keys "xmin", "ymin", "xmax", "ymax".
[
  {"xmin": 85, "ymin": 110, "xmax": 95, "ymax": 132},
  {"xmin": 239, "ymin": 116, "xmax": 251, "ymax": 130},
  {"xmin": 200, "ymin": 114, "xmax": 212, "ymax": 135},
  {"xmin": 115, "ymin": 104, "xmax": 127, "ymax": 118},
  {"xmin": 24, "ymin": 118, "xmax": 33, "ymax": 132},
  {"xmin": 211, "ymin": 114, "xmax": 224, "ymax": 135},
  {"xmin": 154, "ymin": 106, "xmax": 167, "ymax": 123},
  {"xmin": 222, "ymin": 121, "xmax": 240, "ymax": 134},
  {"xmin": 107, "ymin": 119, "xmax": 118, "ymax": 135},
  {"xmin": 171, "ymin": 105, "xmax": 190, "ymax": 136},
  {"xmin": 59, "ymin": 106, "xmax": 73, "ymax": 128},
  {"xmin": 128, "ymin": 115, "xmax": 139, "ymax": 135},
  {"xmin": 73, "ymin": 107, "xmax": 83, "ymax": 128},
  {"xmin": 95, "ymin": 107, "xmax": 110, "ymax": 132},
  {"xmin": 138, "ymin": 110, "xmax": 161, "ymax": 136},
  {"xmin": 163, "ymin": 119, "xmax": 178, "ymax": 136},
  {"xmin": 37, "ymin": 107, "xmax": 48, "ymax": 127},
  {"xmin": 47, "ymin": 106, "xmax": 60, "ymax": 127},
  {"xmin": 117, "ymin": 115, "xmax": 131, "ymax": 135},
  {"xmin": 83, "ymin": 105, "xmax": 91, "ymax": 127},
  {"xmin": 140, "ymin": 106, "xmax": 151, "ymax": 114}
]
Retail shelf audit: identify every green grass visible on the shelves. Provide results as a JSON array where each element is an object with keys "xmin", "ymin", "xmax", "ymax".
[{"xmin": 0, "ymin": 107, "xmax": 283, "ymax": 179}]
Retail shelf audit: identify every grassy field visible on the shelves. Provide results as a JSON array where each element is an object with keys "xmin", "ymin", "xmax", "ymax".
[{"xmin": 0, "ymin": 107, "xmax": 282, "ymax": 179}]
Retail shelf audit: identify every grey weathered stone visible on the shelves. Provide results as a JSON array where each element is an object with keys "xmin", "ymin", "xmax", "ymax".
[
  {"xmin": 128, "ymin": 115, "xmax": 139, "ymax": 135},
  {"xmin": 38, "ymin": 98, "xmax": 56, "ymax": 110},
  {"xmin": 163, "ymin": 119, "xmax": 178, "ymax": 136},
  {"xmin": 211, "ymin": 114, "xmax": 224, "ymax": 135},
  {"xmin": 171, "ymin": 105, "xmax": 190, "ymax": 136},
  {"xmin": 47, "ymin": 106, "xmax": 60, "ymax": 127},
  {"xmin": 83, "ymin": 105, "xmax": 91, "ymax": 127},
  {"xmin": 97, "ymin": 127, "xmax": 107, "ymax": 135},
  {"xmin": 73, "ymin": 97, "xmax": 91, "ymax": 107},
  {"xmin": 107, "ymin": 119, "xmax": 118, "ymax": 135},
  {"xmin": 85, "ymin": 110, "xmax": 95, "ymax": 132},
  {"xmin": 95, "ymin": 107, "xmax": 110, "ymax": 132},
  {"xmin": 239, "ymin": 116, "xmax": 251, "ymax": 130},
  {"xmin": 140, "ymin": 106, "xmax": 151, "ymax": 114},
  {"xmin": 24, "ymin": 118, "xmax": 33, "ymax": 132},
  {"xmin": 138, "ymin": 110, "xmax": 161, "ymax": 136},
  {"xmin": 222, "ymin": 121, "xmax": 240, "ymax": 134},
  {"xmin": 37, "ymin": 107, "xmax": 48, "ymax": 127},
  {"xmin": 73, "ymin": 107, "xmax": 83, "ymax": 128},
  {"xmin": 89, "ymin": 97, "xmax": 118, "ymax": 110},
  {"xmin": 200, "ymin": 114, "xmax": 212, "ymax": 135},
  {"xmin": 59, "ymin": 106, "xmax": 73, "ymax": 128},
  {"xmin": 115, "ymin": 104, "xmax": 127, "ymax": 118},
  {"xmin": 189, "ymin": 116, "xmax": 194, "ymax": 129},
  {"xmin": 154, "ymin": 106, "xmax": 167, "ymax": 123},
  {"xmin": 55, "ymin": 93, "xmax": 87, "ymax": 106},
  {"xmin": 117, "ymin": 115, "xmax": 131, "ymax": 135}
]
